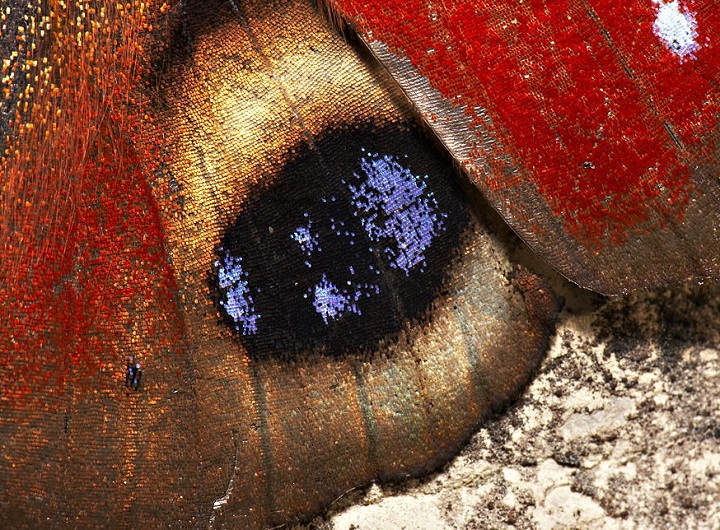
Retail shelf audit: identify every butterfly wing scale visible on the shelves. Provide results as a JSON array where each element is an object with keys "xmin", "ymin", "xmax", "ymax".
[
  {"xmin": 322, "ymin": 0, "xmax": 720, "ymax": 294},
  {"xmin": 1, "ymin": 0, "xmax": 558, "ymax": 527}
]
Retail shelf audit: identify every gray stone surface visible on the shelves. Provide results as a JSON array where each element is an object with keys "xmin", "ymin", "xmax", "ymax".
[{"xmin": 293, "ymin": 276, "xmax": 720, "ymax": 530}]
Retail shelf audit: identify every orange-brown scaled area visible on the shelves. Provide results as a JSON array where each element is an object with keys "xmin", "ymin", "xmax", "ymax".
[
  {"xmin": 1, "ymin": 0, "xmax": 211, "ymax": 526},
  {"xmin": 1, "ymin": 1, "xmax": 558, "ymax": 528}
]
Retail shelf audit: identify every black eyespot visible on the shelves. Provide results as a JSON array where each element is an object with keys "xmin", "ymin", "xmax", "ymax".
[{"xmin": 209, "ymin": 122, "xmax": 470, "ymax": 358}]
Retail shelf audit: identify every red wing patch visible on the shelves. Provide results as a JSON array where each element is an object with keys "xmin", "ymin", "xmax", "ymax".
[{"xmin": 324, "ymin": 0, "xmax": 720, "ymax": 294}]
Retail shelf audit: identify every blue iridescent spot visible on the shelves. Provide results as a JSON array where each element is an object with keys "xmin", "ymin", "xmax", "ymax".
[
  {"xmin": 211, "ymin": 122, "xmax": 468, "ymax": 357},
  {"xmin": 215, "ymin": 251, "xmax": 259, "ymax": 335},
  {"xmin": 347, "ymin": 152, "xmax": 447, "ymax": 275},
  {"xmin": 312, "ymin": 274, "xmax": 361, "ymax": 324},
  {"xmin": 291, "ymin": 218, "xmax": 320, "ymax": 257},
  {"xmin": 311, "ymin": 274, "xmax": 380, "ymax": 324}
]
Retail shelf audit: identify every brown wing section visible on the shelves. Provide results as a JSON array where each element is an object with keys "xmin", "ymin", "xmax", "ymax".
[
  {"xmin": 153, "ymin": 0, "xmax": 557, "ymax": 527},
  {"xmin": 0, "ymin": 0, "xmax": 557, "ymax": 528}
]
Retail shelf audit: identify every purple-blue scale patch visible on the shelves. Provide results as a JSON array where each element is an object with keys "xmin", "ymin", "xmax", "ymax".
[
  {"xmin": 311, "ymin": 274, "xmax": 361, "ymax": 324},
  {"xmin": 215, "ymin": 250, "xmax": 260, "ymax": 335},
  {"xmin": 291, "ymin": 217, "xmax": 321, "ymax": 267},
  {"xmin": 309, "ymin": 274, "xmax": 381, "ymax": 324},
  {"xmin": 216, "ymin": 152, "xmax": 450, "ymax": 330},
  {"xmin": 346, "ymin": 151, "xmax": 447, "ymax": 275},
  {"xmin": 211, "ymin": 122, "xmax": 468, "ymax": 357}
]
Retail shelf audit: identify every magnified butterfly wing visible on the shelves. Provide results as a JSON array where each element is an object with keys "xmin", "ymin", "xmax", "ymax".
[
  {"xmin": 1, "ymin": 0, "xmax": 558, "ymax": 528},
  {"xmin": 1, "ymin": 1, "xmax": 212, "ymax": 525},
  {"xmin": 322, "ymin": 0, "xmax": 720, "ymax": 294}
]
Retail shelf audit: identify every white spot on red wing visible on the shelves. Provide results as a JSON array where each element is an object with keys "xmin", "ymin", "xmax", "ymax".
[{"xmin": 652, "ymin": 0, "xmax": 701, "ymax": 61}]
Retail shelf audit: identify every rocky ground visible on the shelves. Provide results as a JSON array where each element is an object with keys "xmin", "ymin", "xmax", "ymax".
[{"xmin": 292, "ymin": 274, "xmax": 720, "ymax": 529}]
